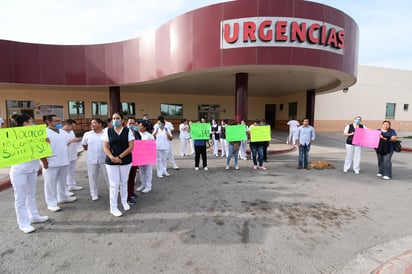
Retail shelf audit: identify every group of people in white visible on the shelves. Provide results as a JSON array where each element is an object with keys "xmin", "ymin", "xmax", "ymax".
[{"xmin": 8, "ymin": 112, "xmax": 398, "ymax": 233}]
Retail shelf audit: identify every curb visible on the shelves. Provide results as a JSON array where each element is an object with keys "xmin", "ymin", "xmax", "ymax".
[
  {"xmin": 402, "ymin": 147, "xmax": 412, "ymax": 152},
  {"xmin": 0, "ymin": 169, "xmax": 42, "ymax": 192},
  {"xmin": 0, "ymin": 178, "xmax": 11, "ymax": 192},
  {"xmin": 371, "ymin": 250, "xmax": 412, "ymax": 274}
]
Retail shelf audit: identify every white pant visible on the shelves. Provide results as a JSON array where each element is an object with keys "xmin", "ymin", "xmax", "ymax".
[
  {"xmin": 220, "ymin": 139, "xmax": 228, "ymax": 157},
  {"xmin": 43, "ymin": 166, "xmax": 69, "ymax": 207},
  {"xmin": 87, "ymin": 163, "xmax": 109, "ymax": 198},
  {"xmin": 239, "ymin": 140, "xmax": 247, "ymax": 158},
  {"xmin": 344, "ymin": 144, "xmax": 362, "ymax": 172},
  {"xmin": 288, "ymin": 129, "xmax": 298, "ymax": 145},
  {"xmin": 10, "ymin": 171, "xmax": 41, "ymax": 229},
  {"xmin": 166, "ymin": 144, "xmax": 177, "ymax": 168},
  {"xmin": 212, "ymin": 136, "xmax": 220, "ymax": 156},
  {"xmin": 66, "ymin": 160, "xmax": 78, "ymax": 187},
  {"xmin": 105, "ymin": 164, "xmax": 131, "ymax": 211},
  {"xmin": 139, "ymin": 165, "xmax": 153, "ymax": 189},
  {"xmin": 180, "ymin": 138, "xmax": 189, "ymax": 156},
  {"xmin": 157, "ymin": 149, "xmax": 168, "ymax": 176}
]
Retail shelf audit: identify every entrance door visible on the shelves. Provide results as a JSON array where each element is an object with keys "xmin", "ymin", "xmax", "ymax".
[{"xmin": 265, "ymin": 104, "xmax": 276, "ymax": 128}]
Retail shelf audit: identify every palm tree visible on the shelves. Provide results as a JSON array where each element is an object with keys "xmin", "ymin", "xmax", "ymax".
[{"xmin": 71, "ymin": 101, "xmax": 83, "ymax": 115}]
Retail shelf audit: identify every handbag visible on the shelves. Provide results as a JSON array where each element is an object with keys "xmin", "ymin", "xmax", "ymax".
[{"xmin": 394, "ymin": 140, "xmax": 402, "ymax": 152}]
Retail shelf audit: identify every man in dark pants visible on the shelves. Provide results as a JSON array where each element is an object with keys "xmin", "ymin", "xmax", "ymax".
[{"xmin": 126, "ymin": 117, "xmax": 140, "ymax": 205}]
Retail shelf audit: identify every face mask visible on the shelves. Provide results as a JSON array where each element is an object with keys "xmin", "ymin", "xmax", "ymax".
[
  {"xmin": 354, "ymin": 119, "xmax": 361, "ymax": 125},
  {"xmin": 55, "ymin": 123, "xmax": 62, "ymax": 130},
  {"xmin": 128, "ymin": 125, "xmax": 137, "ymax": 131},
  {"xmin": 113, "ymin": 120, "xmax": 122, "ymax": 127},
  {"xmin": 158, "ymin": 125, "xmax": 164, "ymax": 129}
]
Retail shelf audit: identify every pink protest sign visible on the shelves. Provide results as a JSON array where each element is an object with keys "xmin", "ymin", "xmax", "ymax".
[
  {"xmin": 132, "ymin": 140, "xmax": 157, "ymax": 166},
  {"xmin": 352, "ymin": 128, "xmax": 381, "ymax": 148}
]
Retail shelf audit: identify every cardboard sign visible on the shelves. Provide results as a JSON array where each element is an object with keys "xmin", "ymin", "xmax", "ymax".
[
  {"xmin": 189, "ymin": 123, "xmax": 211, "ymax": 140},
  {"xmin": 132, "ymin": 140, "xmax": 157, "ymax": 166},
  {"xmin": 0, "ymin": 125, "xmax": 52, "ymax": 167},
  {"xmin": 250, "ymin": 125, "xmax": 271, "ymax": 142},
  {"xmin": 226, "ymin": 124, "xmax": 247, "ymax": 142},
  {"xmin": 352, "ymin": 127, "xmax": 381, "ymax": 148}
]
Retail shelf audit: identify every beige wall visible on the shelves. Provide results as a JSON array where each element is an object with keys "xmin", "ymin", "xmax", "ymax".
[
  {"xmin": 2, "ymin": 65, "xmax": 410, "ymax": 132},
  {"xmin": 0, "ymin": 86, "xmax": 298, "ymax": 129},
  {"xmin": 315, "ymin": 66, "xmax": 412, "ymax": 132}
]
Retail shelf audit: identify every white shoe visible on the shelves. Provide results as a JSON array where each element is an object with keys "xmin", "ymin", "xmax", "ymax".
[
  {"xmin": 195, "ymin": 167, "xmax": 199, "ymax": 171},
  {"xmin": 68, "ymin": 185, "xmax": 83, "ymax": 191},
  {"xmin": 164, "ymin": 172, "xmax": 170, "ymax": 177},
  {"xmin": 136, "ymin": 185, "xmax": 145, "ymax": 192},
  {"xmin": 110, "ymin": 208, "xmax": 123, "ymax": 217},
  {"xmin": 142, "ymin": 187, "xmax": 152, "ymax": 193},
  {"xmin": 67, "ymin": 191, "xmax": 75, "ymax": 197},
  {"xmin": 123, "ymin": 204, "xmax": 131, "ymax": 211},
  {"xmin": 235, "ymin": 165, "xmax": 240, "ymax": 170},
  {"xmin": 31, "ymin": 216, "xmax": 49, "ymax": 224},
  {"xmin": 47, "ymin": 206, "xmax": 61, "ymax": 212},
  {"xmin": 173, "ymin": 166, "xmax": 179, "ymax": 170},
  {"xmin": 382, "ymin": 176, "xmax": 391, "ymax": 180},
  {"xmin": 343, "ymin": 170, "xmax": 348, "ymax": 173},
  {"xmin": 91, "ymin": 196, "xmax": 99, "ymax": 201},
  {"xmin": 157, "ymin": 175, "xmax": 163, "ymax": 179},
  {"xmin": 377, "ymin": 173, "xmax": 383, "ymax": 177},
  {"xmin": 20, "ymin": 225, "xmax": 36, "ymax": 234},
  {"xmin": 58, "ymin": 196, "xmax": 77, "ymax": 203},
  {"xmin": 204, "ymin": 167, "xmax": 208, "ymax": 171},
  {"xmin": 226, "ymin": 166, "xmax": 230, "ymax": 170},
  {"xmin": 354, "ymin": 171, "xmax": 359, "ymax": 174}
]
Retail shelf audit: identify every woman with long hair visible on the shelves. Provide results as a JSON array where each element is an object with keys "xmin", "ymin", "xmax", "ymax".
[{"xmin": 103, "ymin": 112, "xmax": 134, "ymax": 217}]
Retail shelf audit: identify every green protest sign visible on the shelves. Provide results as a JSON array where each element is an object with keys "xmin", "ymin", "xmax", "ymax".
[
  {"xmin": 226, "ymin": 124, "xmax": 247, "ymax": 142},
  {"xmin": 190, "ymin": 123, "xmax": 211, "ymax": 140},
  {"xmin": 0, "ymin": 125, "xmax": 52, "ymax": 167},
  {"xmin": 250, "ymin": 125, "xmax": 271, "ymax": 142}
]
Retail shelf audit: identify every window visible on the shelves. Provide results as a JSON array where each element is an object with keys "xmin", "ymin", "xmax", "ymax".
[
  {"xmin": 404, "ymin": 104, "xmax": 409, "ymax": 112},
  {"xmin": 288, "ymin": 101, "xmax": 297, "ymax": 118},
  {"xmin": 161, "ymin": 103, "xmax": 183, "ymax": 117},
  {"xmin": 68, "ymin": 101, "xmax": 85, "ymax": 116},
  {"xmin": 385, "ymin": 103, "xmax": 396, "ymax": 119},
  {"xmin": 92, "ymin": 102, "xmax": 108, "ymax": 117},
  {"xmin": 198, "ymin": 104, "xmax": 219, "ymax": 121},
  {"xmin": 121, "ymin": 102, "xmax": 135, "ymax": 116},
  {"xmin": 280, "ymin": 104, "xmax": 284, "ymax": 111}
]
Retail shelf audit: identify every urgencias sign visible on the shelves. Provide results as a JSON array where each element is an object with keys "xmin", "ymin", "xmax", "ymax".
[{"xmin": 221, "ymin": 17, "xmax": 345, "ymax": 54}]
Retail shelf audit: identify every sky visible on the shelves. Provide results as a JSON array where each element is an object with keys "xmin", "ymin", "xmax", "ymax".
[{"xmin": 0, "ymin": 0, "xmax": 411, "ymax": 71}]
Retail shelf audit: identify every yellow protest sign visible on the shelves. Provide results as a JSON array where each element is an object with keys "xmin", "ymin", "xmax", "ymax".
[
  {"xmin": 250, "ymin": 125, "xmax": 271, "ymax": 142},
  {"xmin": 0, "ymin": 125, "xmax": 52, "ymax": 167}
]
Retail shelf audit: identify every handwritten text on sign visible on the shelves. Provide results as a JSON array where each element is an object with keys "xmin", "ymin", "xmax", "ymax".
[
  {"xmin": 132, "ymin": 140, "xmax": 157, "ymax": 166},
  {"xmin": 190, "ymin": 123, "xmax": 211, "ymax": 140},
  {"xmin": 250, "ymin": 125, "xmax": 271, "ymax": 142},
  {"xmin": 0, "ymin": 125, "xmax": 52, "ymax": 167}
]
